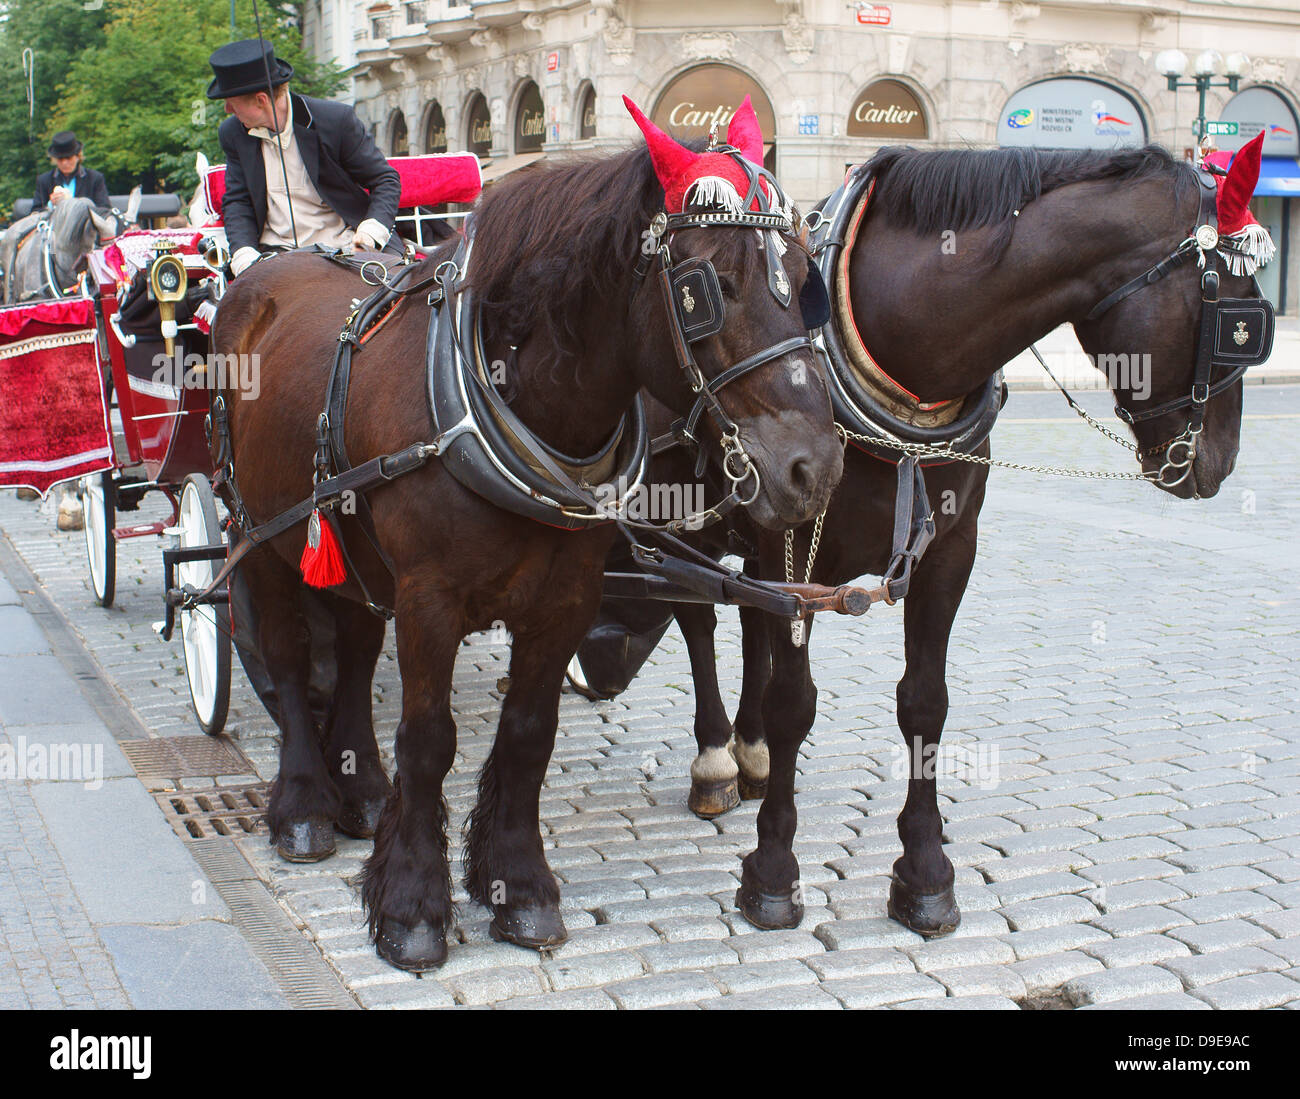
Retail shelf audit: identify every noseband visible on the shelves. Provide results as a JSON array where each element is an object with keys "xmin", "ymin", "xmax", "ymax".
[
  {"xmin": 1085, "ymin": 164, "xmax": 1275, "ymax": 487},
  {"xmin": 638, "ymin": 145, "xmax": 820, "ymax": 502}
]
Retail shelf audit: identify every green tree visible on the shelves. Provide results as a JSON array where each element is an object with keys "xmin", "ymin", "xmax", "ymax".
[
  {"xmin": 3, "ymin": 0, "xmax": 343, "ymax": 215},
  {"xmin": 0, "ymin": 0, "xmax": 110, "ymax": 215}
]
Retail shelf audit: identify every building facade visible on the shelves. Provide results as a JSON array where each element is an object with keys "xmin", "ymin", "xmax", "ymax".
[{"xmin": 303, "ymin": 0, "xmax": 1300, "ymax": 313}]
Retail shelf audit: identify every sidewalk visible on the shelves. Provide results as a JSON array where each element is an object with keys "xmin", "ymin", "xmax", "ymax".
[
  {"xmin": 1002, "ymin": 317, "xmax": 1300, "ymax": 390},
  {"xmin": 0, "ymin": 539, "xmax": 289, "ymax": 1009}
]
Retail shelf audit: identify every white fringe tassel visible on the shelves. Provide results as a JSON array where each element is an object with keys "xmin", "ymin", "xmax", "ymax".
[
  {"xmin": 686, "ymin": 177, "xmax": 745, "ymax": 214},
  {"xmin": 685, "ymin": 175, "xmax": 789, "ymax": 255},
  {"xmin": 1222, "ymin": 223, "xmax": 1276, "ymax": 278}
]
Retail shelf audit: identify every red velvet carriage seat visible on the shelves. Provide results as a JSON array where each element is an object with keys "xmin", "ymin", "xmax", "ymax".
[{"xmin": 192, "ymin": 152, "xmax": 483, "ymax": 228}]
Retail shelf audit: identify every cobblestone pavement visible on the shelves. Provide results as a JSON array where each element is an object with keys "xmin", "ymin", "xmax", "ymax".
[{"xmin": 1, "ymin": 387, "xmax": 1297, "ymax": 1010}]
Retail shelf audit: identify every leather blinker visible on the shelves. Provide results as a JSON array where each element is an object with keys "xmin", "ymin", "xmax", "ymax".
[
  {"xmin": 671, "ymin": 258, "xmax": 726, "ymax": 343},
  {"xmin": 800, "ymin": 258, "xmax": 831, "ymax": 331},
  {"xmin": 1211, "ymin": 297, "xmax": 1274, "ymax": 369}
]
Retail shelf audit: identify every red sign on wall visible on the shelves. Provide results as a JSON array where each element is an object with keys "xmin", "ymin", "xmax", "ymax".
[
  {"xmin": 546, "ymin": 52, "xmax": 559, "ymax": 73},
  {"xmin": 856, "ymin": 4, "xmax": 891, "ymax": 25}
]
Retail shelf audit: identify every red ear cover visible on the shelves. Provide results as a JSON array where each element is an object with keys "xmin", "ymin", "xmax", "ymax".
[
  {"xmin": 725, "ymin": 95, "xmax": 765, "ymax": 165},
  {"xmin": 1217, "ymin": 130, "xmax": 1265, "ymax": 235}
]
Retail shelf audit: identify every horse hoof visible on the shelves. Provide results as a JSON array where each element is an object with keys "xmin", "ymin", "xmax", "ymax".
[
  {"xmin": 688, "ymin": 776, "xmax": 740, "ymax": 819},
  {"xmin": 489, "ymin": 905, "xmax": 568, "ymax": 950},
  {"xmin": 376, "ymin": 917, "xmax": 447, "ymax": 972},
  {"xmin": 887, "ymin": 875, "xmax": 961, "ymax": 939},
  {"xmin": 735, "ymin": 884, "xmax": 804, "ymax": 930},
  {"xmin": 57, "ymin": 505, "xmax": 84, "ymax": 532},
  {"xmin": 737, "ymin": 775, "xmax": 767, "ymax": 801},
  {"xmin": 336, "ymin": 798, "xmax": 386, "ymax": 840},
  {"xmin": 274, "ymin": 820, "xmax": 335, "ymax": 863},
  {"xmin": 16, "ymin": 488, "xmax": 39, "ymax": 501}
]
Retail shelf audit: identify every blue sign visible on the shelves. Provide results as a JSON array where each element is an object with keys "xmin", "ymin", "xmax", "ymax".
[{"xmin": 798, "ymin": 114, "xmax": 819, "ymax": 136}]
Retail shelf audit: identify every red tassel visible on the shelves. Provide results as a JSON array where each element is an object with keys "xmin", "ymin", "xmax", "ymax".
[{"xmin": 300, "ymin": 509, "xmax": 347, "ymax": 588}]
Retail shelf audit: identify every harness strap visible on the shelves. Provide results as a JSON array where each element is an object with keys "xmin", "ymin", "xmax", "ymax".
[{"xmin": 1083, "ymin": 244, "xmax": 1198, "ymax": 322}]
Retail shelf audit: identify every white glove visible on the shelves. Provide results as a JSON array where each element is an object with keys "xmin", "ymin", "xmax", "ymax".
[
  {"xmin": 351, "ymin": 218, "xmax": 391, "ymax": 253},
  {"xmin": 50, "ymin": 186, "xmax": 69, "ymax": 206},
  {"xmin": 230, "ymin": 246, "xmax": 263, "ymax": 277}
]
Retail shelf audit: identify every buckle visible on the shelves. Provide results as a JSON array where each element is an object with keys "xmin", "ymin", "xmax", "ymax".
[{"xmin": 1191, "ymin": 382, "xmax": 1210, "ymax": 404}]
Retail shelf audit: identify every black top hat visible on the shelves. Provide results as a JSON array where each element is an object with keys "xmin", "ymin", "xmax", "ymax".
[
  {"xmin": 48, "ymin": 131, "xmax": 83, "ymax": 158},
  {"xmin": 206, "ymin": 39, "xmax": 294, "ymax": 100}
]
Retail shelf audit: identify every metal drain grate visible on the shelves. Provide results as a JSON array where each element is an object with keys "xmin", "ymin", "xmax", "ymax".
[
  {"xmin": 156, "ymin": 783, "xmax": 270, "ymax": 840},
  {"xmin": 121, "ymin": 735, "xmax": 255, "ymax": 780},
  {"xmin": 185, "ymin": 840, "xmax": 358, "ymax": 1009}
]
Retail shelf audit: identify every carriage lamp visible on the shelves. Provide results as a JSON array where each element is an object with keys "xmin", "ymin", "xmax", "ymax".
[
  {"xmin": 149, "ymin": 250, "xmax": 189, "ymax": 358},
  {"xmin": 1155, "ymin": 49, "xmax": 1246, "ymax": 144}
]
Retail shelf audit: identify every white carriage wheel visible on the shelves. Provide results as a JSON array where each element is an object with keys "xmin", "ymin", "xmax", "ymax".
[
  {"xmin": 177, "ymin": 474, "xmax": 231, "ymax": 736},
  {"xmin": 80, "ymin": 472, "xmax": 116, "ymax": 608}
]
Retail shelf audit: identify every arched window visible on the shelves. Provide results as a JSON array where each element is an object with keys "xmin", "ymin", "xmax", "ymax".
[
  {"xmin": 424, "ymin": 102, "xmax": 447, "ymax": 154},
  {"xmin": 466, "ymin": 92, "xmax": 492, "ymax": 158},
  {"xmin": 999, "ymin": 78, "xmax": 1147, "ymax": 149},
  {"xmin": 389, "ymin": 110, "xmax": 408, "ymax": 157},
  {"xmin": 653, "ymin": 65, "xmax": 776, "ymax": 173},
  {"xmin": 514, "ymin": 81, "xmax": 546, "ymax": 154}
]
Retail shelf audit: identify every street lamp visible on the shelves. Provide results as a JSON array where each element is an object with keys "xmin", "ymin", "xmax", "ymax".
[{"xmin": 1155, "ymin": 49, "xmax": 1248, "ymax": 141}]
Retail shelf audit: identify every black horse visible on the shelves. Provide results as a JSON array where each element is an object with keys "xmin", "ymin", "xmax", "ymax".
[
  {"xmin": 212, "ymin": 107, "xmax": 844, "ymax": 970},
  {"xmin": 572, "ymin": 142, "xmax": 1273, "ymax": 936}
]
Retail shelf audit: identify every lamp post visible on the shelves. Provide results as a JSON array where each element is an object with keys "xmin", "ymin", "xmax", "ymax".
[{"xmin": 1155, "ymin": 49, "xmax": 1249, "ymax": 143}]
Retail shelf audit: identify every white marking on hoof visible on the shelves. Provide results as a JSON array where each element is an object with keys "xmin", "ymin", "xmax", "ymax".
[
  {"xmin": 733, "ymin": 739, "xmax": 769, "ymax": 782},
  {"xmin": 691, "ymin": 745, "xmax": 739, "ymax": 782}
]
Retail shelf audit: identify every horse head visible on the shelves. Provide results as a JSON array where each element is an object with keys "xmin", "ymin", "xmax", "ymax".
[
  {"xmin": 623, "ymin": 96, "xmax": 842, "ymax": 529},
  {"xmin": 1074, "ymin": 135, "xmax": 1273, "ymax": 500},
  {"xmin": 47, "ymin": 196, "xmax": 116, "ymax": 290}
]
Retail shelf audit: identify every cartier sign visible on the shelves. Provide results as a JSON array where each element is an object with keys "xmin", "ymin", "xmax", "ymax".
[
  {"xmin": 467, "ymin": 93, "xmax": 492, "ymax": 157},
  {"xmin": 579, "ymin": 86, "xmax": 597, "ymax": 140},
  {"xmin": 847, "ymin": 79, "xmax": 928, "ymax": 139},
  {"xmin": 515, "ymin": 81, "xmax": 546, "ymax": 153},
  {"xmin": 652, "ymin": 65, "xmax": 776, "ymax": 144}
]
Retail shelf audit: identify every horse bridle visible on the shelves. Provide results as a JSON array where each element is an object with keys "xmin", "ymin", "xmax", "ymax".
[
  {"xmin": 638, "ymin": 145, "xmax": 824, "ymax": 509},
  {"xmin": 1084, "ymin": 164, "xmax": 1274, "ymax": 487}
]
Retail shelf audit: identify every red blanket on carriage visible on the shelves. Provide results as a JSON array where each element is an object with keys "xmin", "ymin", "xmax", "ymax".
[{"xmin": 0, "ymin": 298, "xmax": 113, "ymax": 495}]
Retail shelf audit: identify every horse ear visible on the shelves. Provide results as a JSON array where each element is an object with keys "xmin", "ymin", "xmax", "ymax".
[
  {"xmin": 725, "ymin": 95, "xmax": 765, "ymax": 165},
  {"xmin": 1218, "ymin": 130, "xmax": 1265, "ymax": 234},
  {"xmin": 623, "ymin": 95, "xmax": 698, "ymax": 197},
  {"xmin": 89, "ymin": 208, "xmax": 115, "ymax": 240}
]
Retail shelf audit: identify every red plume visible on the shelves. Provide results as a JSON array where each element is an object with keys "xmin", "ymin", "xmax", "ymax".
[
  {"xmin": 624, "ymin": 95, "xmax": 700, "ymax": 208},
  {"xmin": 1217, "ymin": 130, "xmax": 1264, "ymax": 235},
  {"xmin": 725, "ymin": 95, "xmax": 765, "ymax": 165}
]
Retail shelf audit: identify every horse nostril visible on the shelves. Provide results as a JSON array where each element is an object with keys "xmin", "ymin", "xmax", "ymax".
[{"xmin": 788, "ymin": 454, "xmax": 815, "ymax": 496}]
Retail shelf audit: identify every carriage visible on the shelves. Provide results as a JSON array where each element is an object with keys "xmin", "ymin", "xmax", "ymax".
[{"xmin": 0, "ymin": 154, "xmax": 492, "ymax": 737}]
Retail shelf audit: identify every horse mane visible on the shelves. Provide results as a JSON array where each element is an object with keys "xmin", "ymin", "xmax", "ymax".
[
  {"xmin": 863, "ymin": 144, "xmax": 1198, "ymax": 238},
  {"xmin": 466, "ymin": 145, "xmax": 663, "ymax": 358}
]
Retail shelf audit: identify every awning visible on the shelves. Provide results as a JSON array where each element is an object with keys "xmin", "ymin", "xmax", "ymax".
[
  {"xmin": 479, "ymin": 152, "xmax": 546, "ymax": 185},
  {"xmin": 1256, "ymin": 157, "xmax": 1300, "ymax": 197}
]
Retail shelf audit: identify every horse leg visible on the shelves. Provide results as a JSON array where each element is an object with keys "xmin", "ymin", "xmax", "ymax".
[
  {"xmin": 465, "ymin": 622, "xmax": 579, "ymax": 949},
  {"xmin": 733, "ymin": 577, "xmax": 773, "ymax": 800},
  {"xmin": 677, "ymin": 602, "xmax": 740, "ymax": 819},
  {"xmin": 362, "ymin": 589, "xmax": 460, "ymax": 971},
  {"xmin": 322, "ymin": 595, "xmax": 391, "ymax": 839},
  {"xmin": 886, "ymin": 529, "xmax": 978, "ymax": 938},
  {"xmin": 243, "ymin": 551, "xmax": 340, "ymax": 862},
  {"xmin": 736, "ymin": 609, "xmax": 816, "ymax": 930}
]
